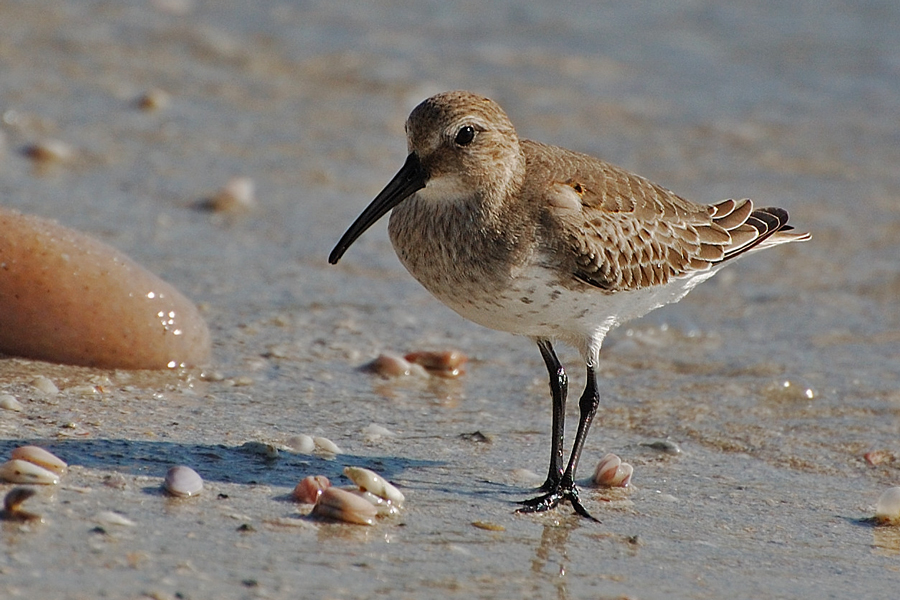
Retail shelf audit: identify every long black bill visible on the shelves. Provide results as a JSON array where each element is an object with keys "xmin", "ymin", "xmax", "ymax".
[{"xmin": 328, "ymin": 152, "xmax": 427, "ymax": 265}]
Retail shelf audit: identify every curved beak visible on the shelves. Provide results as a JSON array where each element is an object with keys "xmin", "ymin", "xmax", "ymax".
[{"xmin": 328, "ymin": 152, "xmax": 427, "ymax": 265}]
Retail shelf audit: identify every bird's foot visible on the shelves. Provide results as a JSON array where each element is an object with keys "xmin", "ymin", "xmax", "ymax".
[{"xmin": 516, "ymin": 482, "xmax": 600, "ymax": 522}]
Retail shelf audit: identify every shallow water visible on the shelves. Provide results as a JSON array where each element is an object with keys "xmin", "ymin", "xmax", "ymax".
[{"xmin": 1, "ymin": 0, "xmax": 899, "ymax": 598}]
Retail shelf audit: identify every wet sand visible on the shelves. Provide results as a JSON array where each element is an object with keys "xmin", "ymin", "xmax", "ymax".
[{"xmin": 1, "ymin": 1, "xmax": 899, "ymax": 598}]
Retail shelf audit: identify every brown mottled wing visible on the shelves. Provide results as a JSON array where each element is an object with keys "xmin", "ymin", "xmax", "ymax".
[{"xmin": 524, "ymin": 140, "xmax": 806, "ymax": 292}]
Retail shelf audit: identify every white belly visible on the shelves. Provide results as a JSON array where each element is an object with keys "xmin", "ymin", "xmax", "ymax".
[{"xmin": 431, "ymin": 262, "xmax": 721, "ymax": 358}]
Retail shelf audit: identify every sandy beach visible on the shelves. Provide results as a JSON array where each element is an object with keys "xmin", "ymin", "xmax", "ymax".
[{"xmin": 1, "ymin": 1, "xmax": 899, "ymax": 598}]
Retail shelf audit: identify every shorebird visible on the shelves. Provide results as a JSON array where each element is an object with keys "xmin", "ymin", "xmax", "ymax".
[{"xmin": 329, "ymin": 90, "xmax": 809, "ymax": 519}]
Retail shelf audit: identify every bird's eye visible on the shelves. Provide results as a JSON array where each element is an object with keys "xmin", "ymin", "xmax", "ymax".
[{"xmin": 454, "ymin": 125, "xmax": 476, "ymax": 146}]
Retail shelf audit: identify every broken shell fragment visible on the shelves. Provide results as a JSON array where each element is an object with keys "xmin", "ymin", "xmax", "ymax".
[
  {"xmin": 592, "ymin": 453, "xmax": 633, "ymax": 488},
  {"xmin": 293, "ymin": 475, "xmax": 331, "ymax": 504},
  {"xmin": 343, "ymin": 466, "xmax": 405, "ymax": 506},
  {"xmin": 311, "ymin": 487, "xmax": 377, "ymax": 525},
  {"xmin": 0, "ymin": 459, "xmax": 60, "ymax": 485},
  {"xmin": 404, "ymin": 350, "xmax": 468, "ymax": 377},
  {"xmin": 163, "ymin": 465, "xmax": 203, "ymax": 497},
  {"xmin": 10, "ymin": 446, "xmax": 67, "ymax": 475},
  {"xmin": 875, "ymin": 487, "xmax": 900, "ymax": 525},
  {"xmin": 0, "ymin": 487, "xmax": 41, "ymax": 522}
]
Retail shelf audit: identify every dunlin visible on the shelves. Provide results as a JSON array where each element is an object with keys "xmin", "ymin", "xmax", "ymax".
[{"xmin": 329, "ymin": 90, "xmax": 809, "ymax": 520}]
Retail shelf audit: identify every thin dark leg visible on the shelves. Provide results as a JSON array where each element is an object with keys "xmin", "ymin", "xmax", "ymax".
[
  {"xmin": 536, "ymin": 339, "xmax": 566, "ymax": 491},
  {"xmin": 517, "ymin": 361, "xmax": 601, "ymax": 522}
]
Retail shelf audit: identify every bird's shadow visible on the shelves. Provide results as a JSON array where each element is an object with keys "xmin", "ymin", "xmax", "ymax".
[{"xmin": 0, "ymin": 438, "xmax": 439, "ymax": 492}]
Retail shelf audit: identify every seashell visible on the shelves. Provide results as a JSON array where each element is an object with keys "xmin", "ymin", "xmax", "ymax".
[
  {"xmin": 0, "ymin": 487, "xmax": 41, "ymax": 522},
  {"xmin": 362, "ymin": 423, "xmax": 396, "ymax": 442},
  {"xmin": 366, "ymin": 352, "xmax": 428, "ymax": 378},
  {"xmin": 286, "ymin": 434, "xmax": 315, "ymax": 454},
  {"xmin": 10, "ymin": 446, "xmax": 67, "ymax": 475},
  {"xmin": 352, "ymin": 489, "xmax": 400, "ymax": 516},
  {"xmin": 0, "ymin": 459, "xmax": 60, "ymax": 485},
  {"xmin": 0, "ymin": 206, "xmax": 211, "ymax": 369},
  {"xmin": 875, "ymin": 487, "xmax": 900, "ymax": 525},
  {"xmin": 240, "ymin": 441, "xmax": 278, "ymax": 458},
  {"xmin": 135, "ymin": 88, "xmax": 170, "ymax": 111},
  {"xmin": 30, "ymin": 376, "xmax": 59, "ymax": 395},
  {"xmin": 313, "ymin": 436, "xmax": 342, "ymax": 455},
  {"xmin": 864, "ymin": 450, "xmax": 894, "ymax": 466},
  {"xmin": 311, "ymin": 487, "xmax": 377, "ymax": 525},
  {"xmin": 163, "ymin": 465, "xmax": 203, "ymax": 497},
  {"xmin": 592, "ymin": 453, "xmax": 633, "ymax": 488},
  {"xmin": 24, "ymin": 138, "xmax": 75, "ymax": 163},
  {"xmin": 293, "ymin": 475, "xmax": 331, "ymax": 504},
  {"xmin": 205, "ymin": 177, "xmax": 257, "ymax": 213},
  {"xmin": 0, "ymin": 394, "xmax": 23, "ymax": 412},
  {"xmin": 641, "ymin": 440, "xmax": 682, "ymax": 455},
  {"xmin": 343, "ymin": 466, "xmax": 405, "ymax": 506},
  {"xmin": 404, "ymin": 350, "xmax": 468, "ymax": 377},
  {"xmin": 95, "ymin": 510, "xmax": 136, "ymax": 527}
]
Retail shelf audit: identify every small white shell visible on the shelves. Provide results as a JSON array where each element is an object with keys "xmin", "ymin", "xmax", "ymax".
[
  {"xmin": 11, "ymin": 446, "xmax": 67, "ymax": 475},
  {"xmin": 352, "ymin": 489, "xmax": 400, "ymax": 516},
  {"xmin": 0, "ymin": 459, "xmax": 60, "ymax": 485},
  {"xmin": 286, "ymin": 434, "xmax": 315, "ymax": 454},
  {"xmin": 875, "ymin": 487, "xmax": 900, "ymax": 524},
  {"xmin": 313, "ymin": 436, "xmax": 342, "ymax": 455},
  {"xmin": 30, "ymin": 376, "xmax": 59, "ymax": 395},
  {"xmin": 164, "ymin": 465, "xmax": 203, "ymax": 497},
  {"xmin": 208, "ymin": 177, "xmax": 256, "ymax": 213},
  {"xmin": 95, "ymin": 510, "xmax": 136, "ymax": 527},
  {"xmin": 0, "ymin": 394, "xmax": 23, "ymax": 412},
  {"xmin": 593, "ymin": 453, "xmax": 633, "ymax": 488},
  {"xmin": 311, "ymin": 487, "xmax": 377, "ymax": 525},
  {"xmin": 343, "ymin": 466, "xmax": 405, "ymax": 506}
]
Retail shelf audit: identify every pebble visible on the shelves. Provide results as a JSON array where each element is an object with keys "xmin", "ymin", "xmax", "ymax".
[
  {"xmin": 163, "ymin": 466, "xmax": 203, "ymax": 497},
  {"xmin": 0, "ymin": 394, "xmax": 23, "ymax": 412},
  {"xmin": 875, "ymin": 487, "xmax": 900, "ymax": 525},
  {"xmin": 0, "ymin": 207, "xmax": 211, "ymax": 369}
]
